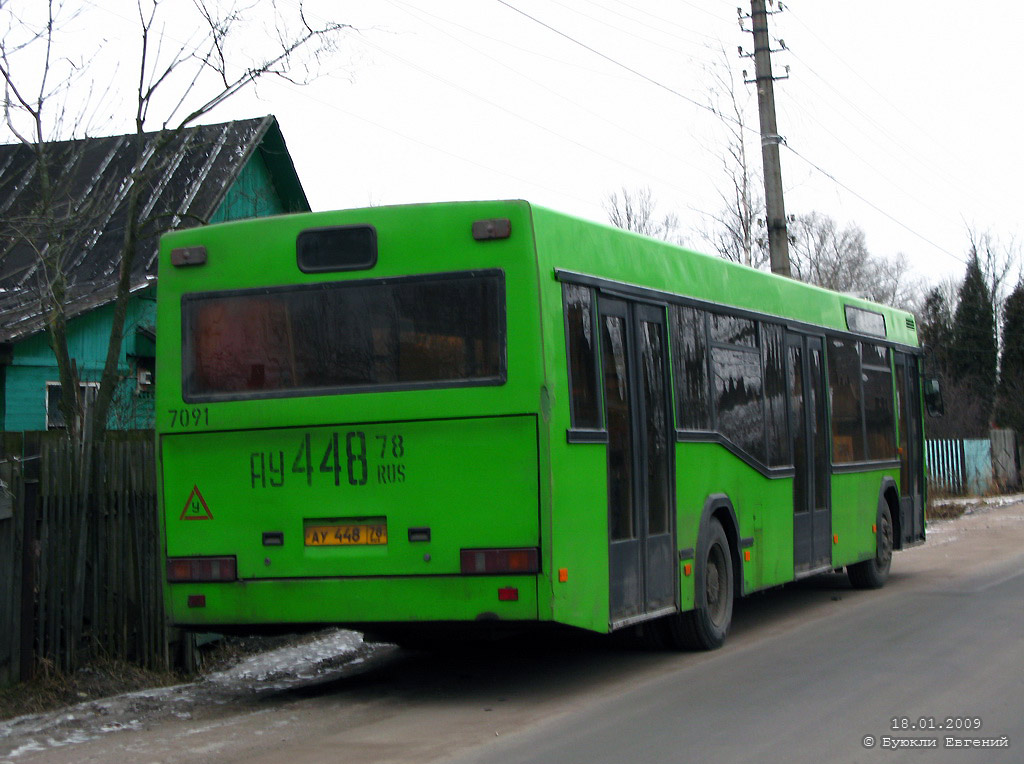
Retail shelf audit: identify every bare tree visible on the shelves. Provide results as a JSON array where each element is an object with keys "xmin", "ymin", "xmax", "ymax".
[
  {"xmin": 1, "ymin": 0, "xmax": 353, "ymax": 672},
  {"xmin": 1, "ymin": 0, "xmax": 352, "ymax": 442},
  {"xmin": 788, "ymin": 212, "xmax": 919, "ymax": 308},
  {"xmin": 0, "ymin": 1, "xmax": 109, "ymax": 432},
  {"xmin": 698, "ymin": 49, "xmax": 767, "ymax": 269},
  {"xmin": 604, "ymin": 186, "xmax": 682, "ymax": 243},
  {"xmin": 965, "ymin": 227, "xmax": 1020, "ymax": 337}
]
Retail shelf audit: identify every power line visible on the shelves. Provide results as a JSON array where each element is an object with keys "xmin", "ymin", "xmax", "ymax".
[
  {"xmin": 547, "ymin": 0, "xmax": 721, "ymax": 63},
  {"xmin": 494, "ymin": 0, "xmax": 965, "ymax": 269},
  {"xmin": 784, "ymin": 144, "xmax": 967, "ymax": 266},
  {"xmin": 353, "ymin": 35, "xmax": 705, "ymax": 201},
  {"xmin": 83, "ymin": 0, "xmax": 979, "ymax": 271},
  {"xmin": 385, "ymin": 0, "xmax": 710, "ymax": 180},
  {"xmin": 492, "ymin": 0, "xmax": 745, "ymax": 130},
  {"xmin": 783, "ymin": 49, "xmax": 1009, "ymax": 220},
  {"xmin": 780, "ymin": 73, "xmax": 961, "ymax": 229},
  {"xmin": 782, "ymin": 5, "xmax": 1015, "ymax": 223},
  {"xmin": 387, "ymin": 0, "xmax": 619, "ymax": 77}
]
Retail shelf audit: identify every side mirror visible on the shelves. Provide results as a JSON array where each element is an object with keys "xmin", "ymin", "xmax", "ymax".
[{"xmin": 923, "ymin": 377, "xmax": 944, "ymax": 417}]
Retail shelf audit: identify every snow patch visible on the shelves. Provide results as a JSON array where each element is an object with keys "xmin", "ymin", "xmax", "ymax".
[
  {"xmin": 932, "ymin": 494, "xmax": 1024, "ymax": 514},
  {"xmin": 0, "ymin": 629, "xmax": 384, "ymax": 760},
  {"xmin": 206, "ymin": 629, "xmax": 364, "ymax": 688}
]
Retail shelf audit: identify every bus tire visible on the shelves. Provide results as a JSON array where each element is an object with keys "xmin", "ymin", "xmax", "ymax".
[
  {"xmin": 847, "ymin": 499, "xmax": 893, "ymax": 589},
  {"xmin": 667, "ymin": 518, "xmax": 733, "ymax": 650}
]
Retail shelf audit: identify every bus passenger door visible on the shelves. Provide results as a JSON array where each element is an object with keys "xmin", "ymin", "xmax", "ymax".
[
  {"xmin": 895, "ymin": 352, "xmax": 926, "ymax": 544},
  {"xmin": 600, "ymin": 298, "xmax": 676, "ymax": 625},
  {"xmin": 787, "ymin": 334, "xmax": 832, "ymax": 572}
]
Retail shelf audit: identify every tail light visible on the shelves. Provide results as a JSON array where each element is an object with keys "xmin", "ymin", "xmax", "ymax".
[
  {"xmin": 167, "ymin": 556, "xmax": 237, "ymax": 582},
  {"xmin": 460, "ymin": 547, "xmax": 539, "ymax": 575}
]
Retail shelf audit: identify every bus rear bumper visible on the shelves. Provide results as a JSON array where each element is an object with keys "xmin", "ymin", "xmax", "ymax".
[{"xmin": 167, "ymin": 574, "xmax": 541, "ymax": 629}]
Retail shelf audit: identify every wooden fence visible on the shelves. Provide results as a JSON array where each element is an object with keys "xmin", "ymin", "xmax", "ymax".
[{"xmin": 0, "ymin": 431, "xmax": 171, "ymax": 686}]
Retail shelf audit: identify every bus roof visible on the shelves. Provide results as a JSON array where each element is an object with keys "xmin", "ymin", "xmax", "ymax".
[
  {"xmin": 526, "ymin": 202, "xmax": 919, "ymax": 348},
  {"xmin": 160, "ymin": 198, "xmax": 919, "ymax": 348}
]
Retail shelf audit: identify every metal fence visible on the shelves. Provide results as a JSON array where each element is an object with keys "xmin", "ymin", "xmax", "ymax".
[
  {"xmin": 926, "ymin": 439, "xmax": 971, "ymax": 494},
  {"xmin": 925, "ymin": 430, "xmax": 1020, "ymax": 496},
  {"xmin": 0, "ymin": 431, "xmax": 170, "ymax": 686}
]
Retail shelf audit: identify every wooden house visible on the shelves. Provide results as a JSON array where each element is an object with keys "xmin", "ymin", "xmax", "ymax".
[{"xmin": 0, "ymin": 115, "xmax": 309, "ymax": 430}]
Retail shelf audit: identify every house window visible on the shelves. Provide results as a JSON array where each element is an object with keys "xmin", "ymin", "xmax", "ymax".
[{"xmin": 46, "ymin": 382, "xmax": 99, "ymax": 430}]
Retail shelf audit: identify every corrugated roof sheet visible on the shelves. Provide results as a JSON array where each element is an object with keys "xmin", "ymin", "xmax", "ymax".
[{"xmin": 0, "ymin": 115, "xmax": 308, "ymax": 342}]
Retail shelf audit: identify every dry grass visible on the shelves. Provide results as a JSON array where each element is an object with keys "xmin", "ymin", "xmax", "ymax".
[
  {"xmin": 0, "ymin": 633, "xmax": 311, "ymax": 722},
  {"xmin": 927, "ymin": 501, "xmax": 967, "ymax": 521},
  {"xmin": 0, "ymin": 656, "xmax": 183, "ymax": 722}
]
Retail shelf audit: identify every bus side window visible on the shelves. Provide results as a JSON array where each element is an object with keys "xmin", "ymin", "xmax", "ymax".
[
  {"xmin": 862, "ymin": 344, "xmax": 896, "ymax": 460},
  {"xmin": 827, "ymin": 338, "xmax": 866, "ymax": 463},
  {"xmin": 669, "ymin": 305, "xmax": 712, "ymax": 431},
  {"xmin": 762, "ymin": 323, "xmax": 790, "ymax": 467},
  {"xmin": 563, "ymin": 284, "xmax": 601, "ymax": 429},
  {"xmin": 827, "ymin": 338, "xmax": 898, "ymax": 463}
]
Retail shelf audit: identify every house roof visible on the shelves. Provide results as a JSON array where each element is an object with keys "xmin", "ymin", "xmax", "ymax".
[{"xmin": 0, "ymin": 115, "xmax": 309, "ymax": 343}]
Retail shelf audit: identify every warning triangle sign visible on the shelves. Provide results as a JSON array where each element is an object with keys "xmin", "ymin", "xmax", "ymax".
[{"xmin": 180, "ymin": 484, "xmax": 213, "ymax": 521}]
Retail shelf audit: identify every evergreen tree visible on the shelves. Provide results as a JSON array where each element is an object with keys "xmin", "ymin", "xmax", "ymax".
[
  {"xmin": 918, "ymin": 287, "xmax": 953, "ymax": 376},
  {"xmin": 949, "ymin": 252, "xmax": 998, "ymax": 433},
  {"xmin": 995, "ymin": 282, "xmax": 1024, "ymax": 432}
]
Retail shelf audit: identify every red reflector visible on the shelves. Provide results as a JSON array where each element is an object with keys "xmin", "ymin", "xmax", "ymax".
[
  {"xmin": 460, "ymin": 548, "xmax": 539, "ymax": 575},
  {"xmin": 167, "ymin": 556, "xmax": 237, "ymax": 582},
  {"xmin": 498, "ymin": 587, "xmax": 519, "ymax": 601},
  {"xmin": 187, "ymin": 595, "xmax": 206, "ymax": 608}
]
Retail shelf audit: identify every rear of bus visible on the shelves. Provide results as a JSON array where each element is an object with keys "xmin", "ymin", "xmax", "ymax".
[{"xmin": 156, "ymin": 201, "xmax": 548, "ymax": 635}]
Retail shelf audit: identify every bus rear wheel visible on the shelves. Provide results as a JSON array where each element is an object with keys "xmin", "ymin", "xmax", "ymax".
[
  {"xmin": 847, "ymin": 500, "xmax": 893, "ymax": 589},
  {"xmin": 667, "ymin": 518, "xmax": 733, "ymax": 650}
]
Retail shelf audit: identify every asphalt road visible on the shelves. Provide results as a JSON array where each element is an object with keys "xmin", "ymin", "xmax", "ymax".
[
  {"xmin": 444, "ymin": 528, "xmax": 1024, "ymax": 764},
  {"xmin": 5, "ymin": 502, "xmax": 1022, "ymax": 764}
]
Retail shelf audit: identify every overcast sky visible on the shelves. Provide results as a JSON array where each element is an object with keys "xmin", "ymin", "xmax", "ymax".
[{"xmin": 5, "ymin": 0, "xmax": 1022, "ymax": 291}]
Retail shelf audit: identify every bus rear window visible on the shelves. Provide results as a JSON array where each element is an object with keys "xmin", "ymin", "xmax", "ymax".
[{"xmin": 182, "ymin": 271, "xmax": 505, "ymax": 400}]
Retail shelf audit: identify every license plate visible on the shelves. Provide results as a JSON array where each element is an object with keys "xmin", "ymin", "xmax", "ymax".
[{"xmin": 304, "ymin": 523, "xmax": 387, "ymax": 546}]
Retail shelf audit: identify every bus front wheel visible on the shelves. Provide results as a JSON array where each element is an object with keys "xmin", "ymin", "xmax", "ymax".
[
  {"xmin": 667, "ymin": 518, "xmax": 733, "ymax": 650},
  {"xmin": 847, "ymin": 500, "xmax": 893, "ymax": 589}
]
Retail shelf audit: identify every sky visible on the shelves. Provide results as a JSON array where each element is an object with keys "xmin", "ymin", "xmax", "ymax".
[{"xmin": 4, "ymin": 0, "xmax": 1022, "ymax": 292}]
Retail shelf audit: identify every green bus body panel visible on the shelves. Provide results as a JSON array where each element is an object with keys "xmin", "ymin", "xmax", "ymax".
[
  {"xmin": 168, "ymin": 577, "xmax": 539, "ymax": 627},
  {"xmin": 527, "ymin": 204, "xmax": 918, "ymax": 630},
  {"xmin": 161, "ymin": 416, "xmax": 540, "ymax": 579},
  {"xmin": 674, "ymin": 444, "xmax": 795, "ymax": 592},
  {"xmin": 158, "ymin": 201, "xmax": 551, "ymax": 630},
  {"xmin": 544, "ymin": 435, "xmax": 610, "ymax": 631},
  {"xmin": 156, "ymin": 201, "xmax": 543, "ymax": 430},
  {"xmin": 830, "ymin": 468, "xmax": 900, "ymax": 567},
  {"xmin": 157, "ymin": 199, "xmax": 921, "ymax": 636}
]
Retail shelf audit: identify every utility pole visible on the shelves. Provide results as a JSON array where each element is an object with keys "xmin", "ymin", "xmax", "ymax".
[{"xmin": 745, "ymin": 0, "xmax": 790, "ymax": 277}]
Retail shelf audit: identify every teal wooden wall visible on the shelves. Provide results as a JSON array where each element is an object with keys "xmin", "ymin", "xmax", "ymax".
[
  {"xmin": 210, "ymin": 150, "xmax": 288, "ymax": 223},
  {"xmin": 3, "ymin": 147, "xmax": 289, "ymax": 432},
  {"xmin": 5, "ymin": 295, "xmax": 157, "ymax": 431}
]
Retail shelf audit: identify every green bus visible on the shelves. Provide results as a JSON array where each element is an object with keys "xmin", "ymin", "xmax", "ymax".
[{"xmin": 156, "ymin": 199, "xmax": 927, "ymax": 649}]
